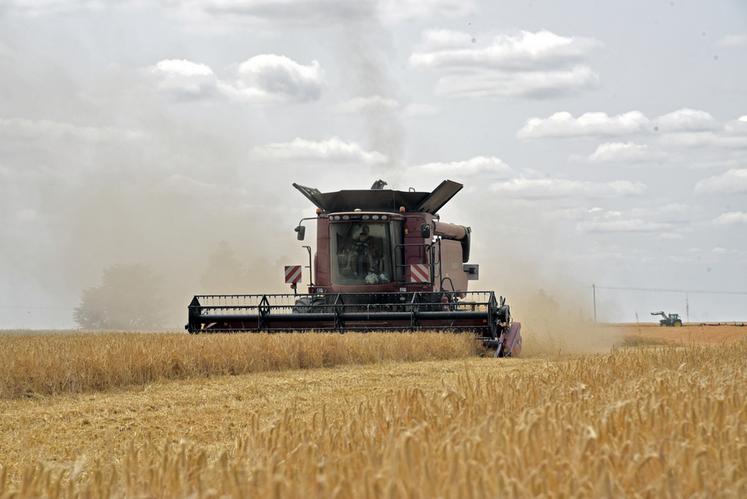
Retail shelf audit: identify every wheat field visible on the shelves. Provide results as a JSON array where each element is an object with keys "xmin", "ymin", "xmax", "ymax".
[
  {"xmin": 0, "ymin": 329, "xmax": 745, "ymax": 498},
  {"xmin": 0, "ymin": 332, "xmax": 476, "ymax": 398}
]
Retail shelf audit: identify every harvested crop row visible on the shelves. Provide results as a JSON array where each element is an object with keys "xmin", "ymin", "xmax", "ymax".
[
  {"xmin": 0, "ymin": 332, "xmax": 477, "ymax": 398},
  {"xmin": 1, "ymin": 341, "xmax": 745, "ymax": 498}
]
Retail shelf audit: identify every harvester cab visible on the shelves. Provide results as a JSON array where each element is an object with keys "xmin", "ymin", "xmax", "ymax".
[
  {"xmin": 186, "ymin": 180, "xmax": 522, "ymax": 357},
  {"xmin": 292, "ymin": 180, "xmax": 475, "ymax": 295}
]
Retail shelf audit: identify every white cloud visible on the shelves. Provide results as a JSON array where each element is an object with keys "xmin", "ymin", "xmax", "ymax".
[
  {"xmin": 411, "ymin": 30, "xmax": 599, "ymax": 70},
  {"xmin": 149, "ymin": 55, "xmax": 323, "ymax": 103},
  {"xmin": 518, "ymin": 111, "xmax": 649, "ymax": 139},
  {"xmin": 587, "ymin": 142, "xmax": 654, "ymax": 163},
  {"xmin": 417, "ymin": 29, "xmax": 475, "ymax": 50},
  {"xmin": 172, "ymin": 0, "xmax": 473, "ymax": 27},
  {"xmin": 633, "ymin": 203, "xmax": 692, "ymax": 224},
  {"xmin": 410, "ymin": 156, "xmax": 512, "ymax": 177},
  {"xmin": 434, "ymin": 65, "xmax": 598, "ymax": 99},
  {"xmin": 253, "ymin": 137, "xmax": 388, "ymax": 165},
  {"xmin": 713, "ymin": 212, "xmax": 747, "ymax": 225},
  {"xmin": 154, "ymin": 59, "xmax": 212, "ymax": 77},
  {"xmin": 235, "ymin": 54, "xmax": 323, "ymax": 102},
  {"xmin": 336, "ymin": 96, "xmax": 438, "ymax": 118},
  {"xmin": 570, "ymin": 205, "xmax": 687, "ymax": 234},
  {"xmin": 150, "ymin": 59, "xmax": 219, "ymax": 99},
  {"xmin": 179, "ymin": 0, "xmax": 373, "ymax": 25},
  {"xmin": 411, "ymin": 29, "xmax": 600, "ymax": 99},
  {"xmin": 569, "ymin": 203, "xmax": 701, "ymax": 238},
  {"xmin": 519, "ymin": 108, "xmax": 735, "ymax": 140},
  {"xmin": 695, "ymin": 169, "xmax": 747, "ymax": 194},
  {"xmin": 653, "ymin": 108, "xmax": 718, "ymax": 132},
  {"xmin": 725, "ymin": 116, "xmax": 747, "ymax": 133},
  {"xmin": 712, "ymin": 247, "xmax": 738, "ymax": 255},
  {"xmin": 0, "ymin": 117, "xmax": 142, "ymax": 142},
  {"xmin": 490, "ymin": 177, "xmax": 646, "ymax": 199},
  {"xmin": 577, "ymin": 219, "xmax": 671, "ymax": 233},
  {"xmin": 2, "ymin": 0, "xmax": 108, "ymax": 15},
  {"xmin": 378, "ymin": 0, "xmax": 475, "ymax": 23},
  {"xmin": 716, "ymin": 34, "xmax": 747, "ymax": 48},
  {"xmin": 659, "ymin": 131, "xmax": 747, "ymax": 149},
  {"xmin": 337, "ymin": 95, "xmax": 400, "ymax": 114},
  {"xmin": 519, "ymin": 108, "xmax": 747, "ymax": 173}
]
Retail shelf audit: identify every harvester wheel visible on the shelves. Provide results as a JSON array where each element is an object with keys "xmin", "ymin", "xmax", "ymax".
[{"xmin": 675, "ymin": 320, "xmax": 683, "ymax": 327}]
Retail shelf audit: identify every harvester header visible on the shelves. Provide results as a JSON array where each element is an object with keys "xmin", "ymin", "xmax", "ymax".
[{"xmin": 186, "ymin": 179, "xmax": 522, "ymax": 357}]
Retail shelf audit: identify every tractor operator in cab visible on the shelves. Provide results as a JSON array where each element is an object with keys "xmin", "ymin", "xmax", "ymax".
[
  {"xmin": 335, "ymin": 223, "xmax": 390, "ymax": 284},
  {"xmin": 352, "ymin": 224, "xmax": 373, "ymax": 277}
]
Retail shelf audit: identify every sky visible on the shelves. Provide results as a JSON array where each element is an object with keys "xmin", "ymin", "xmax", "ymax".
[{"xmin": 0, "ymin": 0, "xmax": 746, "ymax": 328}]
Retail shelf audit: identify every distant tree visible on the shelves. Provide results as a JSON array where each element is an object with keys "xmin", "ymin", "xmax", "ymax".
[{"xmin": 74, "ymin": 264, "xmax": 165, "ymax": 330}]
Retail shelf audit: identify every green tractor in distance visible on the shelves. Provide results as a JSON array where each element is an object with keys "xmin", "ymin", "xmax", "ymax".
[{"xmin": 651, "ymin": 311, "xmax": 683, "ymax": 327}]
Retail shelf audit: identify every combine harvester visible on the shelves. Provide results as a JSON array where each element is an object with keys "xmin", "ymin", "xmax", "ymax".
[{"xmin": 186, "ymin": 180, "xmax": 522, "ymax": 357}]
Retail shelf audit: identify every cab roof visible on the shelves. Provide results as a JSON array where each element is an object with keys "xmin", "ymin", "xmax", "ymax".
[{"xmin": 292, "ymin": 180, "xmax": 463, "ymax": 215}]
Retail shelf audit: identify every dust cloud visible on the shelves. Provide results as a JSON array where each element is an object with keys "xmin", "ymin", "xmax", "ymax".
[
  {"xmin": 1, "ymin": 104, "xmax": 305, "ymax": 329},
  {"xmin": 482, "ymin": 258, "xmax": 623, "ymax": 356},
  {"xmin": 510, "ymin": 289, "xmax": 623, "ymax": 356},
  {"xmin": 62, "ymin": 164, "xmax": 303, "ymax": 328}
]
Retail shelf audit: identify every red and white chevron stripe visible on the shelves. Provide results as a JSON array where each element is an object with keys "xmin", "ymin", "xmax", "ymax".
[
  {"xmin": 409, "ymin": 264, "xmax": 430, "ymax": 283},
  {"xmin": 284, "ymin": 265, "xmax": 303, "ymax": 284}
]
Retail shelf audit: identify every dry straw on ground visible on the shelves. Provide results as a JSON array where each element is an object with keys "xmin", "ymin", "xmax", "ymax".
[
  {"xmin": 0, "ymin": 338, "xmax": 745, "ymax": 498},
  {"xmin": 0, "ymin": 332, "xmax": 477, "ymax": 398}
]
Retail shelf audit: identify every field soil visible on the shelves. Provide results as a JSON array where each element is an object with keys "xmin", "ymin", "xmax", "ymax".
[{"xmin": 0, "ymin": 325, "xmax": 745, "ymax": 497}]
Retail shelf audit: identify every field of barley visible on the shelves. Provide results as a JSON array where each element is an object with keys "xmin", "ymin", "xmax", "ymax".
[{"xmin": 0, "ymin": 326, "xmax": 745, "ymax": 498}]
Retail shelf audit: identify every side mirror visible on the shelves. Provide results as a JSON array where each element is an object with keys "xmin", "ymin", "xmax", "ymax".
[
  {"xmin": 463, "ymin": 263, "xmax": 479, "ymax": 280},
  {"xmin": 420, "ymin": 224, "xmax": 432, "ymax": 238},
  {"xmin": 295, "ymin": 225, "xmax": 306, "ymax": 241}
]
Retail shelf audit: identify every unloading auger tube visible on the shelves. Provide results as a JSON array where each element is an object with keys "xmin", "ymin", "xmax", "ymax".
[{"xmin": 185, "ymin": 179, "xmax": 523, "ymax": 357}]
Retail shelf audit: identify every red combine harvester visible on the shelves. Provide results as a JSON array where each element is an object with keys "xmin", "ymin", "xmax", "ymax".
[{"xmin": 186, "ymin": 180, "xmax": 522, "ymax": 357}]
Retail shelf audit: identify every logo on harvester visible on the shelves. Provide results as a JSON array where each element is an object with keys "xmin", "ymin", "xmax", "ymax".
[
  {"xmin": 284, "ymin": 265, "xmax": 303, "ymax": 284},
  {"xmin": 409, "ymin": 264, "xmax": 430, "ymax": 283}
]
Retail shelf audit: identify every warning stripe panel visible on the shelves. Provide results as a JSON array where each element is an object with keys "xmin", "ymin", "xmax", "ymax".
[
  {"xmin": 409, "ymin": 264, "xmax": 430, "ymax": 283},
  {"xmin": 284, "ymin": 265, "xmax": 303, "ymax": 284}
]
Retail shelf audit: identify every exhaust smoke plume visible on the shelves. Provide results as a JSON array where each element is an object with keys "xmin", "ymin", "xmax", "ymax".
[{"xmin": 335, "ymin": 14, "xmax": 405, "ymax": 172}]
